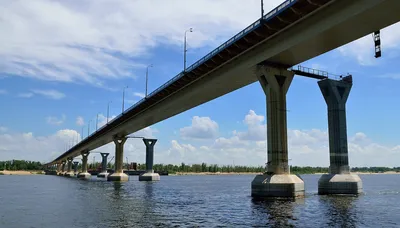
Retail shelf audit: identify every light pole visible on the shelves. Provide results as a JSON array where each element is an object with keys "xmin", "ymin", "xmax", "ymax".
[
  {"xmin": 96, "ymin": 113, "xmax": 99, "ymax": 131},
  {"xmin": 261, "ymin": 0, "xmax": 264, "ymax": 18},
  {"xmin": 145, "ymin": 64, "xmax": 153, "ymax": 97},
  {"xmin": 107, "ymin": 101, "xmax": 112, "ymax": 124},
  {"xmin": 126, "ymin": 157, "xmax": 129, "ymax": 170},
  {"xmin": 81, "ymin": 126, "xmax": 85, "ymax": 141},
  {"xmin": 184, "ymin": 28, "xmax": 193, "ymax": 72},
  {"xmin": 122, "ymin": 85, "xmax": 128, "ymax": 113},
  {"xmin": 88, "ymin": 120, "xmax": 92, "ymax": 137}
]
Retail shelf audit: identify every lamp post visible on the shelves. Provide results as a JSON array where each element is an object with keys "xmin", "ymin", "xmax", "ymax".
[
  {"xmin": 107, "ymin": 101, "xmax": 112, "ymax": 124},
  {"xmin": 96, "ymin": 113, "xmax": 99, "ymax": 131},
  {"xmin": 88, "ymin": 120, "xmax": 92, "ymax": 137},
  {"xmin": 145, "ymin": 64, "xmax": 153, "ymax": 97},
  {"xmin": 81, "ymin": 126, "xmax": 85, "ymax": 141},
  {"xmin": 261, "ymin": 0, "xmax": 264, "ymax": 18},
  {"xmin": 122, "ymin": 85, "xmax": 128, "ymax": 113},
  {"xmin": 184, "ymin": 28, "xmax": 193, "ymax": 72}
]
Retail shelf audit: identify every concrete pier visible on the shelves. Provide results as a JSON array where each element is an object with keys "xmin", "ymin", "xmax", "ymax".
[
  {"xmin": 56, "ymin": 163, "xmax": 62, "ymax": 175},
  {"xmin": 59, "ymin": 161, "xmax": 66, "ymax": 176},
  {"xmin": 64, "ymin": 157, "xmax": 74, "ymax": 177},
  {"xmin": 77, "ymin": 151, "xmax": 91, "ymax": 180},
  {"xmin": 73, "ymin": 161, "xmax": 79, "ymax": 176},
  {"xmin": 251, "ymin": 66, "xmax": 304, "ymax": 198},
  {"xmin": 107, "ymin": 137, "xmax": 129, "ymax": 182},
  {"xmin": 139, "ymin": 139, "xmax": 160, "ymax": 181},
  {"xmin": 97, "ymin": 153, "xmax": 109, "ymax": 178},
  {"xmin": 317, "ymin": 76, "xmax": 362, "ymax": 195}
]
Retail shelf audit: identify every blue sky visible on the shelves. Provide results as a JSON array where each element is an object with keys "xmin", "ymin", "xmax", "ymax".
[{"xmin": 1, "ymin": 0, "xmax": 400, "ymax": 167}]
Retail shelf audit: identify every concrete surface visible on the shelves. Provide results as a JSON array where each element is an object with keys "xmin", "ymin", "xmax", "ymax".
[
  {"xmin": 139, "ymin": 173, "xmax": 160, "ymax": 181},
  {"xmin": 251, "ymin": 174, "xmax": 304, "ymax": 198},
  {"xmin": 318, "ymin": 174, "xmax": 362, "ymax": 195}
]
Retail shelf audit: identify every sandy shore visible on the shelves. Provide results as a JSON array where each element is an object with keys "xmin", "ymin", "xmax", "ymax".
[
  {"xmin": 312, "ymin": 172, "xmax": 400, "ymax": 175},
  {"xmin": 0, "ymin": 170, "xmax": 44, "ymax": 175}
]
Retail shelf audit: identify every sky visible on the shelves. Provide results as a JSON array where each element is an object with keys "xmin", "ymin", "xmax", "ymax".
[{"xmin": 1, "ymin": 0, "xmax": 400, "ymax": 167}]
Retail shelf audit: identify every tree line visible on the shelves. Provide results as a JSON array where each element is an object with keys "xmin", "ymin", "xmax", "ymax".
[
  {"xmin": 2, "ymin": 160, "xmax": 400, "ymax": 174},
  {"xmin": 0, "ymin": 160, "xmax": 43, "ymax": 171}
]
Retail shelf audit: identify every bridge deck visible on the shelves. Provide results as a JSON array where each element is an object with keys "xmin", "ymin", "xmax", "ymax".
[
  {"xmin": 51, "ymin": 0, "xmax": 332, "ymax": 164},
  {"xmin": 49, "ymin": 0, "xmax": 400, "ymax": 164}
]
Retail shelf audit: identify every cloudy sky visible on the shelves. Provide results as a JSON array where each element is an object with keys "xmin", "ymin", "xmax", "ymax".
[{"xmin": 1, "ymin": 0, "xmax": 400, "ymax": 167}]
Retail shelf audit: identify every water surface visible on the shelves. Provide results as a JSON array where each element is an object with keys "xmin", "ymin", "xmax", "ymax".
[{"xmin": 0, "ymin": 174, "xmax": 399, "ymax": 227}]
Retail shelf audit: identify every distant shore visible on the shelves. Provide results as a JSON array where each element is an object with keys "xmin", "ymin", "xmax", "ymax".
[
  {"xmin": 171, "ymin": 171, "xmax": 400, "ymax": 176},
  {"xmin": 0, "ymin": 170, "xmax": 44, "ymax": 175}
]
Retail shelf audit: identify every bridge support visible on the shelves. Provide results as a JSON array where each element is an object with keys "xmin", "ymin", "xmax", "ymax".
[
  {"xmin": 73, "ymin": 161, "xmax": 79, "ymax": 176},
  {"xmin": 77, "ymin": 151, "xmax": 91, "ymax": 180},
  {"xmin": 57, "ymin": 163, "xmax": 62, "ymax": 175},
  {"xmin": 139, "ymin": 139, "xmax": 160, "ymax": 181},
  {"xmin": 107, "ymin": 138, "xmax": 129, "ymax": 182},
  {"xmin": 317, "ymin": 77, "xmax": 362, "ymax": 195},
  {"xmin": 64, "ymin": 157, "xmax": 74, "ymax": 177},
  {"xmin": 59, "ymin": 161, "xmax": 66, "ymax": 176},
  {"xmin": 97, "ymin": 153, "xmax": 109, "ymax": 178},
  {"xmin": 251, "ymin": 66, "xmax": 304, "ymax": 198}
]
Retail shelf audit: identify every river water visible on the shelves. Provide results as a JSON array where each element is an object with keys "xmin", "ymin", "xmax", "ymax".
[{"xmin": 0, "ymin": 174, "xmax": 399, "ymax": 227}]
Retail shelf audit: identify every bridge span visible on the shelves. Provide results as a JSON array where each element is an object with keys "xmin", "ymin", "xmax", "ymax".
[{"xmin": 45, "ymin": 0, "xmax": 400, "ymax": 197}]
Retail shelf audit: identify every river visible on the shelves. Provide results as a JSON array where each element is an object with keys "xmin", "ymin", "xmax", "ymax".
[{"xmin": 0, "ymin": 174, "xmax": 399, "ymax": 227}]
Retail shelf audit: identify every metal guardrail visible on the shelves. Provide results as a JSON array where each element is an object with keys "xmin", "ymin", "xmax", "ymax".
[
  {"xmin": 295, "ymin": 65, "xmax": 343, "ymax": 80},
  {"xmin": 54, "ymin": 0, "xmax": 300, "ymax": 162}
]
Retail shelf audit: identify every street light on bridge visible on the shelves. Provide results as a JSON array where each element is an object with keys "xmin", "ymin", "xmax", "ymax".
[
  {"xmin": 107, "ymin": 101, "xmax": 112, "ymax": 124},
  {"xmin": 145, "ymin": 64, "xmax": 153, "ymax": 97},
  {"xmin": 184, "ymin": 28, "xmax": 193, "ymax": 72},
  {"xmin": 122, "ymin": 85, "xmax": 129, "ymax": 113},
  {"xmin": 88, "ymin": 120, "xmax": 92, "ymax": 137}
]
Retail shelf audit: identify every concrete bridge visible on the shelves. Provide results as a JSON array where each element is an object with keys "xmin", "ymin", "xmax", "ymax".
[{"xmin": 44, "ymin": 0, "xmax": 400, "ymax": 197}]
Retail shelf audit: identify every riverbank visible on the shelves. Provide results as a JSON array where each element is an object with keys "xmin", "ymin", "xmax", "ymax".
[
  {"xmin": 0, "ymin": 170, "xmax": 44, "ymax": 175},
  {"xmin": 170, "ymin": 172, "xmax": 263, "ymax": 176},
  {"xmin": 171, "ymin": 171, "xmax": 400, "ymax": 176}
]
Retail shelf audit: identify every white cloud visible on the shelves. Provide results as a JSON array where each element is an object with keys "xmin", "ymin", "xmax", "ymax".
[
  {"xmin": 0, "ymin": 89, "xmax": 7, "ymax": 95},
  {"xmin": 18, "ymin": 92, "xmax": 34, "ymax": 98},
  {"xmin": 46, "ymin": 114, "xmax": 66, "ymax": 125},
  {"xmin": 133, "ymin": 92, "xmax": 145, "ymax": 98},
  {"xmin": 76, "ymin": 116, "xmax": 84, "ymax": 126},
  {"xmin": 338, "ymin": 22, "xmax": 400, "ymax": 65},
  {"xmin": 162, "ymin": 110, "xmax": 400, "ymax": 167},
  {"xmin": 0, "ymin": 126, "xmax": 7, "ymax": 132},
  {"xmin": 180, "ymin": 116, "xmax": 219, "ymax": 139},
  {"xmin": 234, "ymin": 110, "xmax": 265, "ymax": 141},
  {"xmin": 31, "ymin": 89, "xmax": 65, "ymax": 100},
  {"xmin": 0, "ymin": 0, "xmax": 283, "ymax": 86},
  {"xmin": 0, "ymin": 129, "xmax": 81, "ymax": 162}
]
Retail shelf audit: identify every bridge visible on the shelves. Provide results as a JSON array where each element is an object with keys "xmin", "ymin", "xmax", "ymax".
[{"xmin": 45, "ymin": 0, "xmax": 400, "ymax": 197}]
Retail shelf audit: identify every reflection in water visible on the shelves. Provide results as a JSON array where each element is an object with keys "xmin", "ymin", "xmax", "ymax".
[
  {"xmin": 251, "ymin": 198, "xmax": 304, "ymax": 227},
  {"xmin": 319, "ymin": 195, "xmax": 359, "ymax": 228},
  {"xmin": 144, "ymin": 182, "xmax": 154, "ymax": 199}
]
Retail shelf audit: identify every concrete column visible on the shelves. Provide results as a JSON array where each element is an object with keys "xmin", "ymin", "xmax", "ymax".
[
  {"xmin": 139, "ymin": 139, "xmax": 160, "ymax": 181},
  {"xmin": 57, "ymin": 163, "xmax": 62, "ymax": 175},
  {"xmin": 77, "ymin": 151, "xmax": 91, "ymax": 180},
  {"xmin": 73, "ymin": 162, "xmax": 79, "ymax": 176},
  {"xmin": 107, "ymin": 137, "xmax": 128, "ymax": 182},
  {"xmin": 97, "ymin": 153, "xmax": 109, "ymax": 178},
  {"xmin": 59, "ymin": 161, "xmax": 66, "ymax": 176},
  {"xmin": 317, "ymin": 76, "xmax": 362, "ymax": 194},
  {"xmin": 64, "ymin": 157, "xmax": 74, "ymax": 177},
  {"xmin": 251, "ymin": 66, "xmax": 304, "ymax": 198}
]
